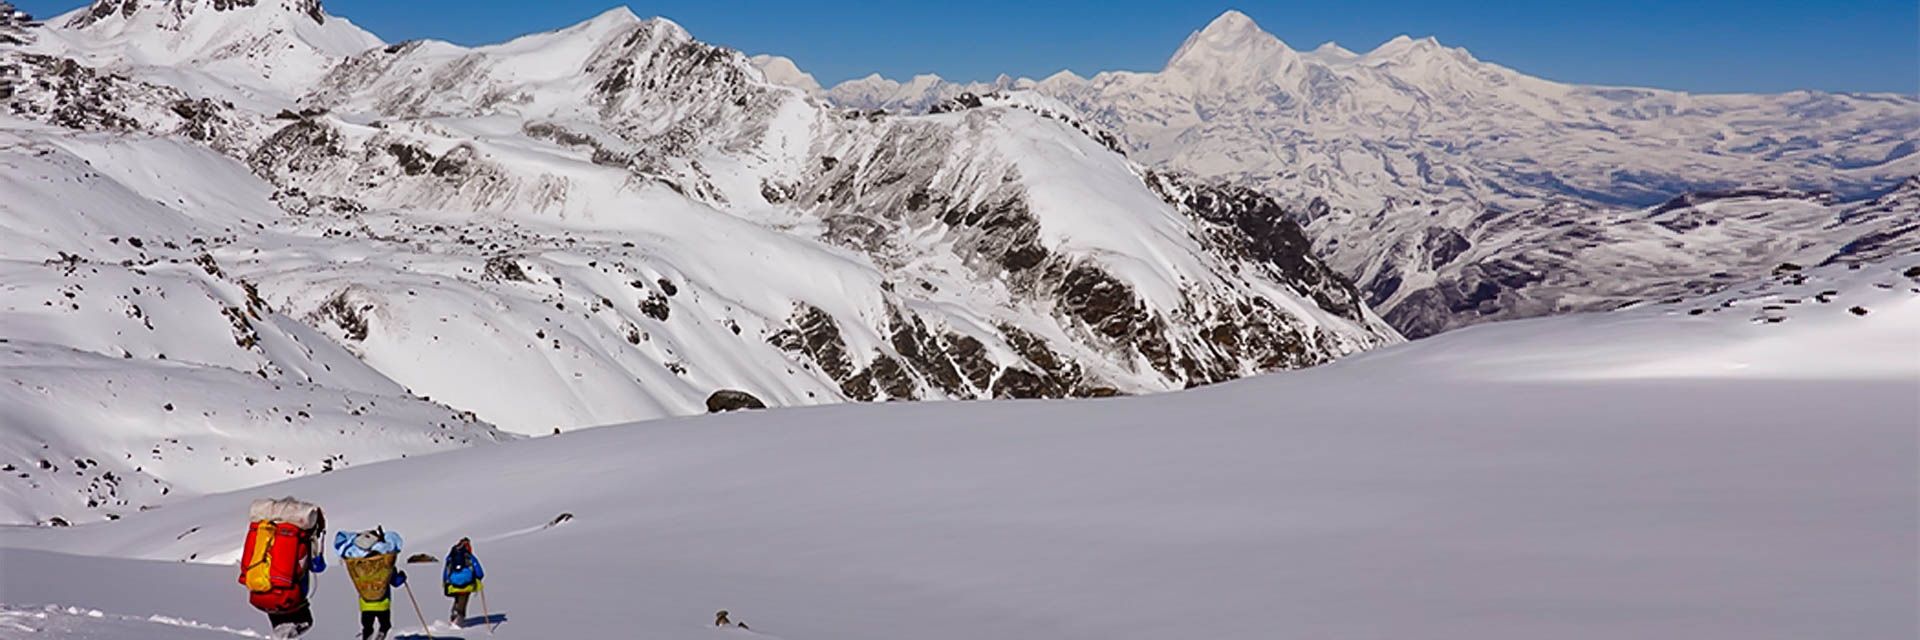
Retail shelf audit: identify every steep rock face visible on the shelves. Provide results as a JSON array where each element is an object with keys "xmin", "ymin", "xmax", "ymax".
[
  {"xmin": 793, "ymin": 10, "xmax": 1920, "ymax": 337},
  {"xmin": 3, "ymin": 5, "xmax": 1397, "ymax": 436}
]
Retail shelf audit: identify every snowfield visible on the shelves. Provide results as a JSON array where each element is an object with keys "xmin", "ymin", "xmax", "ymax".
[{"xmin": 2, "ymin": 261, "xmax": 1915, "ymax": 640}]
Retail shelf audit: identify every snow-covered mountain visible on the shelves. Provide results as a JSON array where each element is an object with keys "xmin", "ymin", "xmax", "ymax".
[
  {"xmin": 1, "ymin": 0, "xmax": 1396, "ymax": 502},
  {"xmin": 4, "ymin": 257, "xmax": 1914, "ymax": 639},
  {"xmin": 38, "ymin": 0, "xmax": 378, "ymax": 100},
  {"xmin": 782, "ymin": 10, "xmax": 1920, "ymax": 336}
]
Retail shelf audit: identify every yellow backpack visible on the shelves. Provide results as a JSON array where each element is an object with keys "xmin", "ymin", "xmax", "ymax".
[
  {"xmin": 240, "ymin": 520, "xmax": 280, "ymax": 593},
  {"xmin": 346, "ymin": 553, "xmax": 398, "ymax": 602}
]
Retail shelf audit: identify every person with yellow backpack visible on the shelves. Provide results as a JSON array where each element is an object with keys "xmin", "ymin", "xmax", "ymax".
[{"xmin": 333, "ymin": 527, "xmax": 408, "ymax": 640}]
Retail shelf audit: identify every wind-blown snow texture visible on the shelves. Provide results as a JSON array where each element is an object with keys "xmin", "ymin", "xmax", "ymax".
[
  {"xmin": 783, "ymin": 10, "xmax": 1920, "ymax": 337},
  {"xmin": 0, "ymin": 1, "xmax": 1397, "ymax": 523},
  {"xmin": 2, "ymin": 260, "xmax": 1915, "ymax": 640}
]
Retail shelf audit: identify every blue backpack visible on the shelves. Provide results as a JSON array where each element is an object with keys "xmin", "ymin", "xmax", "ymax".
[{"xmin": 443, "ymin": 539, "xmax": 483, "ymax": 594}]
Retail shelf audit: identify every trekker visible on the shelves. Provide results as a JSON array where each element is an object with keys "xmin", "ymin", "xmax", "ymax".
[
  {"xmin": 334, "ymin": 527, "xmax": 407, "ymax": 640},
  {"xmin": 240, "ymin": 498, "xmax": 327, "ymax": 639},
  {"xmin": 442, "ymin": 538, "xmax": 485, "ymax": 627}
]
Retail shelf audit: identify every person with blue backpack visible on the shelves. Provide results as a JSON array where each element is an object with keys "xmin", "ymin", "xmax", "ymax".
[{"xmin": 442, "ymin": 538, "xmax": 485, "ymax": 627}]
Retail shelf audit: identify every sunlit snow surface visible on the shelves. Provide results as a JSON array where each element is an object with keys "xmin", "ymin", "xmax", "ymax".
[{"xmin": 3, "ymin": 261, "xmax": 1913, "ymax": 640}]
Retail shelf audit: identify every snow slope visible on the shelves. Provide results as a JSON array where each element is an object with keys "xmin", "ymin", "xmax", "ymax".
[
  {"xmin": 2, "ymin": 259, "xmax": 1914, "ymax": 639},
  {"xmin": 2, "ymin": 1, "xmax": 1398, "ymax": 443},
  {"xmin": 784, "ymin": 10, "xmax": 1920, "ymax": 337},
  {"xmin": 0, "ymin": 125, "xmax": 510, "ymax": 527}
]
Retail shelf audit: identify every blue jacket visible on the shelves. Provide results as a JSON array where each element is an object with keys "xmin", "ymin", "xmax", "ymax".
[
  {"xmin": 334, "ymin": 530, "xmax": 404, "ymax": 559},
  {"xmin": 443, "ymin": 549, "xmax": 483, "ymax": 588}
]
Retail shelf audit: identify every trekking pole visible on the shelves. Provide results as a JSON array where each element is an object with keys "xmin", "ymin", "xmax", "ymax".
[
  {"xmin": 402, "ymin": 582, "xmax": 434, "ymax": 640},
  {"xmin": 480, "ymin": 582, "xmax": 495, "ymax": 634}
]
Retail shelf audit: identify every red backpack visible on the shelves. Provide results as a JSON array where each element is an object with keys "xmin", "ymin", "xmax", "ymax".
[{"xmin": 238, "ymin": 500, "xmax": 323, "ymax": 614}]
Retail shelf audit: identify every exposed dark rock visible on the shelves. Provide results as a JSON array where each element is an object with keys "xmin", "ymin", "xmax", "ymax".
[
  {"xmin": 481, "ymin": 255, "xmax": 529, "ymax": 283},
  {"xmin": 1384, "ymin": 259, "xmax": 1545, "ymax": 338},
  {"xmin": 8, "ymin": 54, "xmax": 145, "ymax": 132},
  {"xmin": 886, "ymin": 307, "xmax": 966, "ymax": 396},
  {"xmin": 640, "ymin": 293, "xmax": 670, "ymax": 321},
  {"xmin": 1363, "ymin": 267, "xmax": 1403, "ymax": 307},
  {"xmin": 429, "ymin": 144, "xmax": 478, "ymax": 178},
  {"xmin": 944, "ymin": 333, "xmax": 997, "ymax": 390},
  {"xmin": 312, "ymin": 289, "xmax": 371, "ymax": 342},
  {"xmin": 1421, "ymin": 227, "xmax": 1472, "ymax": 269},
  {"xmin": 939, "ymin": 194, "xmax": 1049, "ymax": 272},
  {"xmin": 705, "ymin": 389, "xmax": 767, "ymax": 413},
  {"xmin": 385, "ymin": 142, "xmax": 436, "ymax": 176},
  {"xmin": 168, "ymin": 98, "xmax": 228, "ymax": 142},
  {"xmin": 997, "ymin": 324, "xmax": 1085, "ymax": 397},
  {"xmin": 839, "ymin": 368, "xmax": 876, "ymax": 401},
  {"xmin": 1055, "ymin": 264, "xmax": 1150, "ymax": 341},
  {"xmin": 927, "ymin": 92, "xmax": 985, "ymax": 114},
  {"xmin": 770, "ymin": 304, "xmax": 854, "ymax": 381},
  {"xmin": 865, "ymin": 353, "xmax": 916, "ymax": 400},
  {"xmin": 990, "ymin": 367, "xmax": 1059, "ymax": 400},
  {"xmin": 1144, "ymin": 172, "xmax": 1369, "ymax": 321},
  {"xmin": 249, "ymin": 119, "xmax": 344, "ymax": 179}
]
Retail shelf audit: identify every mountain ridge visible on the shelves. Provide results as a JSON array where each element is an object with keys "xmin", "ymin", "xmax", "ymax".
[{"xmin": 765, "ymin": 9, "xmax": 1918, "ymax": 336}]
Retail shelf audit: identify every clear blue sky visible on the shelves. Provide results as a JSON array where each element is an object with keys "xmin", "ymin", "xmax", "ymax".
[{"xmin": 18, "ymin": 0, "xmax": 1918, "ymax": 93}]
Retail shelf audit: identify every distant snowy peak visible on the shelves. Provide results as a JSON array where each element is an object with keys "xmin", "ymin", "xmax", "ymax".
[
  {"xmin": 749, "ymin": 54, "xmax": 821, "ymax": 93},
  {"xmin": 1163, "ymin": 9, "xmax": 1302, "ymax": 89},
  {"xmin": 812, "ymin": 10, "xmax": 1504, "ymax": 110},
  {"xmin": 813, "ymin": 70, "xmax": 1023, "ymax": 113},
  {"xmin": 1303, "ymin": 41, "xmax": 1359, "ymax": 63}
]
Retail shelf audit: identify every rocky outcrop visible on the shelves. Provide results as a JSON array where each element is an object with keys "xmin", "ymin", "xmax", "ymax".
[{"xmin": 705, "ymin": 390, "xmax": 766, "ymax": 413}]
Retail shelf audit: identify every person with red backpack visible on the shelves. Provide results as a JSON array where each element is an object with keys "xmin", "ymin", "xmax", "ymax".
[
  {"xmin": 239, "ymin": 497, "xmax": 328, "ymax": 639},
  {"xmin": 442, "ymin": 538, "xmax": 485, "ymax": 627}
]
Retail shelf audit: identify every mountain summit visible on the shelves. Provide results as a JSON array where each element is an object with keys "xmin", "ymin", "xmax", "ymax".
[{"xmin": 1163, "ymin": 10, "xmax": 1302, "ymax": 90}]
